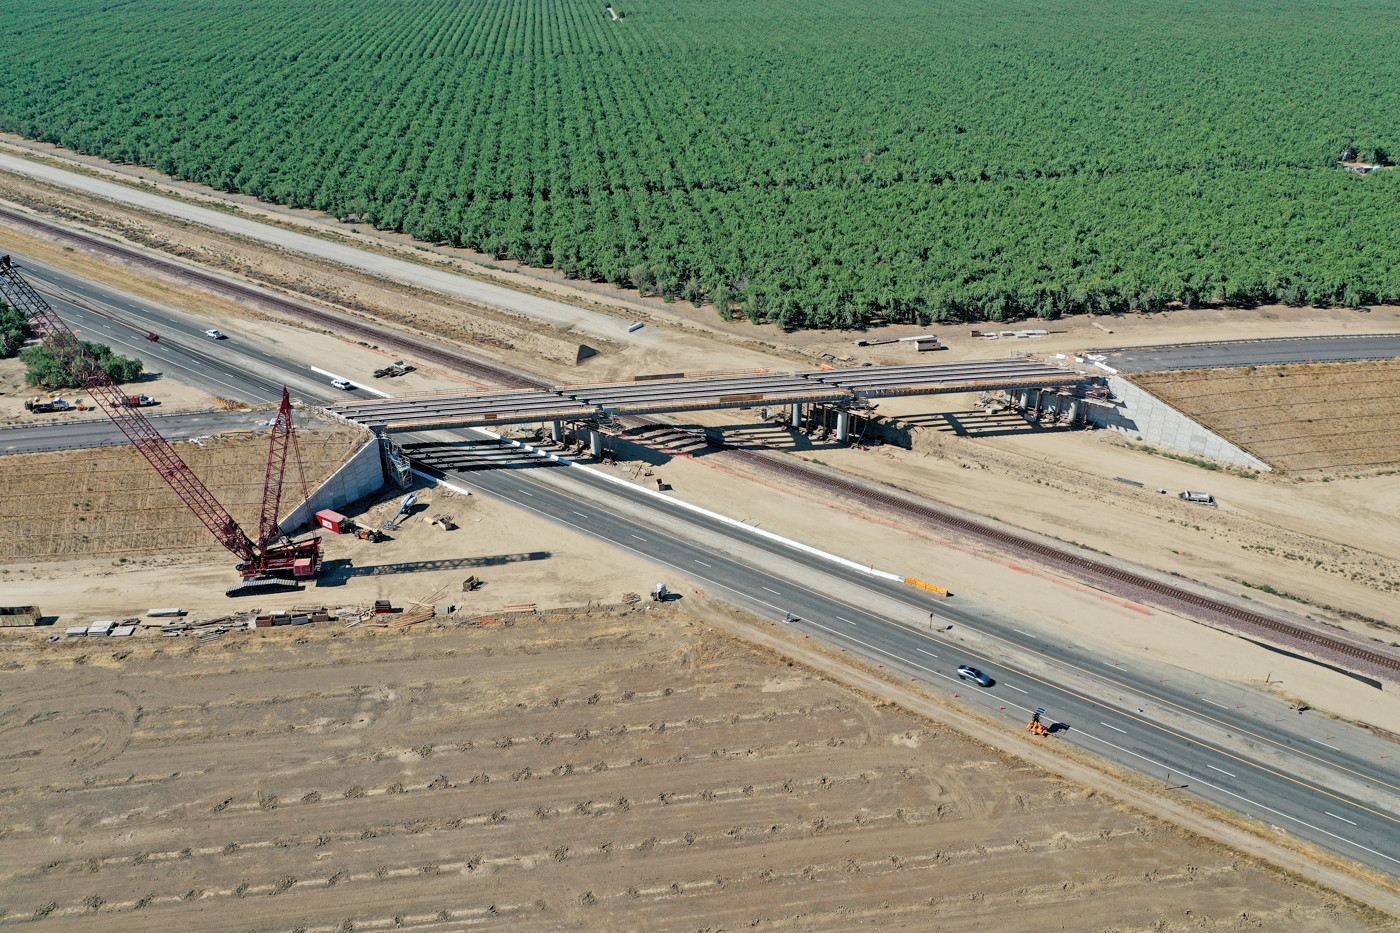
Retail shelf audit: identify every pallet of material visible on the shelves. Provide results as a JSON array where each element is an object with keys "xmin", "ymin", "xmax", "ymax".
[
  {"xmin": 501, "ymin": 603, "xmax": 537, "ymax": 613},
  {"xmin": 390, "ymin": 607, "xmax": 436, "ymax": 629}
]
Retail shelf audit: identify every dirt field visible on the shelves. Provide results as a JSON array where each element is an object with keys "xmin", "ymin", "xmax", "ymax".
[
  {"xmin": 1130, "ymin": 362, "xmax": 1400, "ymax": 474},
  {"xmin": 0, "ymin": 607, "xmax": 1377, "ymax": 932},
  {"xmin": 0, "ymin": 419, "xmax": 367, "ymax": 561}
]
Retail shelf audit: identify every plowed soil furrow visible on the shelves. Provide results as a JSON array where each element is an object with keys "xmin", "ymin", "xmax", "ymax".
[{"xmin": 0, "ymin": 609, "xmax": 1371, "ymax": 931}]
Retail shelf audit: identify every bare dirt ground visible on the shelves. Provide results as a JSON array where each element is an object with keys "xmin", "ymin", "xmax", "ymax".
[
  {"xmin": 1131, "ymin": 362, "xmax": 1400, "ymax": 474},
  {"xmin": 0, "ymin": 606, "xmax": 1379, "ymax": 932},
  {"xmin": 0, "ymin": 420, "xmax": 367, "ymax": 563},
  {"xmin": 0, "ymin": 356, "xmax": 223, "ymax": 425}
]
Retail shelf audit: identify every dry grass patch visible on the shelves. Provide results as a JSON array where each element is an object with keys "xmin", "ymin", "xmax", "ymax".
[
  {"xmin": 1131, "ymin": 361, "xmax": 1400, "ymax": 473},
  {"xmin": 0, "ymin": 420, "xmax": 369, "ymax": 561}
]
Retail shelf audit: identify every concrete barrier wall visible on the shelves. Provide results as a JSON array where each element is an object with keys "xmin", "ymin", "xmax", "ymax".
[
  {"xmin": 280, "ymin": 437, "xmax": 387, "ymax": 532},
  {"xmin": 1086, "ymin": 376, "xmax": 1273, "ymax": 472}
]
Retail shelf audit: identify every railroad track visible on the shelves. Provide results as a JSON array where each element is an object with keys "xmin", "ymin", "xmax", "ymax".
[
  {"xmin": 7, "ymin": 201, "xmax": 1391, "ymax": 674},
  {"xmin": 0, "ymin": 203, "xmax": 546, "ymax": 390},
  {"xmin": 625, "ymin": 422, "xmax": 1400, "ymax": 675}
]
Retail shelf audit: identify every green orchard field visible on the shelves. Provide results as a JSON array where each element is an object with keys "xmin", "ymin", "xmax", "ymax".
[{"xmin": 1, "ymin": 0, "xmax": 1397, "ymax": 327}]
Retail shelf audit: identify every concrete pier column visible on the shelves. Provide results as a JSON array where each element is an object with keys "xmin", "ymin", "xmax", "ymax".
[
  {"xmin": 588, "ymin": 429, "xmax": 602, "ymax": 458},
  {"xmin": 550, "ymin": 420, "xmax": 563, "ymax": 443},
  {"xmin": 836, "ymin": 410, "xmax": 850, "ymax": 442},
  {"xmin": 1068, "ymin": 398, "xmax": 1084, "ymax": 423},
  {"xmin": 791, "ymin": 403, "xmax": 804, "ymax": 428},
  {"xmin": 1018, "ymin": 389, "xmax": 1033, "ymax": 410}
]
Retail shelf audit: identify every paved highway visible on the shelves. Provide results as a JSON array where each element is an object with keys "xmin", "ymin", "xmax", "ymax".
[
  {"xmin": 11, "ymin": 256, "xmax": 1400, "ymax": 876},
  {"xmin": 1100, "ymin": 334, "xmax": 1400, "ymax": 372},
  {"xmin": 0, "ymin": 409, "xmax": 275, "ymax": 455}
]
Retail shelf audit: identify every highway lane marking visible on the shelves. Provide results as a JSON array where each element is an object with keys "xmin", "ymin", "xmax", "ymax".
[
  {"xmin": 836, "ymin": 616, "xmax": 855, "ymax": 625},
  {"xmin": 1078, "ymin": 730, "xmax": 1400, "ymax": 867},
  {"xmin": 1100, "ymin": 722, "xmax": 1128, "ymax": 734},
  {"xmin": 1207, "ymin": 764, "xmax": 1236, "ymax": 778},
  {"xmin": 1202, "ymin": 698, "xmax": 1231, "ymax": 710},
  {"xmin": 1004, "ymin": 684, "xmax": 1028, "ymax": 694},
  {"xmin": 936, "ymin": 618, "xmax": 1398, "ymax": 796},
  {"xmin": 477, "ymin": 468, "xmax": 1400, "ymax": 840},
  {"xmin": 1012, "ymin": 629, "xmax": 1034, "ymax": 637},
  {"xmin": 1314, "ymin": 739, "xmax": 1341, "ymax": 750},
  {"xmin": 916, "ymin": 648, "xmax": 938, "ymax": 659},
  {"xmin": 630, "ymin": 535, "xmax": 647, "ymax": 542},
  {"xmin": 693, "ymin": 559, "xmax": 711, "ymax": 567},
  {"xmin": 517, "ymin": 490, "xmax": 533, "ymax": 496},
  {"xmin": 572, "ymin": 511, "xmax": 588, "ymax": 518},
  {"xmin": 484, "ymin": 474, "xmax": 1400, "ymax": 869},
  {"xmin": 1327, "ymin": 812, "xmax": 1358, "ymax": 826},
  {"xmin": 762, "ymin": 586, "xmax": 781, "ymax": 595}
]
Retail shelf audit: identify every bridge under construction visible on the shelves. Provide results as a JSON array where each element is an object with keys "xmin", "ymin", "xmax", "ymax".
[{"xmin": 327, "ymin": 359, "xmax": 1089, "ymax": 444}]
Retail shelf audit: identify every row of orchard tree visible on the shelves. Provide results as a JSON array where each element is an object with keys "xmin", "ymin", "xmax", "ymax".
[{"xmin": 1, "ymin": 0, "xmax": 1398, "ymax": 326}]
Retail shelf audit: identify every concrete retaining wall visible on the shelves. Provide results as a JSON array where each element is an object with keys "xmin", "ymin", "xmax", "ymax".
[
  {"xmin": 280, "ymin": 437, "xmax": 387, "ymax": 532},
  {"xmin": 1087, "ymin": 376, "xmax": 1273, "ymax": 472}
]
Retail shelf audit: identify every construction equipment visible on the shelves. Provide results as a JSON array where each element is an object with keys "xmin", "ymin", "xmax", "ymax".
[
  {"xmin": 373, "ymin": 361, "xmax": 415, "ymax": 378},
  {"xmin": 1026, "ymin": 708, "xmax": 1051, "ymax": 737},
  {"xmin": 0, "ymin": 255, "xmax": 321, "ymax": 596},
  {"xmin": 24, "ymin": 395, "xmax": 87, "ymax": 412},
  {"xmin": 382, "ymin": 492, "xmax": 418, "ymax": 531},
  {"xmin": 124, "ymin": 394, "xmax": 157, "ymax": 407},
  {"xmin": 354, "ymin": 524, "xmax": 384, "ymax": 542}
]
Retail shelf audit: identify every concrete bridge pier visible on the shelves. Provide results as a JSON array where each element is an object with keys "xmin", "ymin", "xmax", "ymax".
[
  {"xmin": 835, "ymin": 409, "xmax": 850, "ymax": 443},
  {"xmin": 550, "ymin": 420, "xmax": 563, "ymax": 443},
  {"xmin": 588, "ymin": 429, "xmax": 602, "ymax": 458},
  {"xmin": 791, "ymin": 403, "xmax": 804, "ymax": 429}
]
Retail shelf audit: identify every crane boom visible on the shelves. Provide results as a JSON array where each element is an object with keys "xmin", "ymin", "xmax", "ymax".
[
  {"xmin": 0, "ymin": 255, "xmax": 321, "ymax": 592},
  {"xmin": 0, "ymin": 255, "xmax": 257, "ymax": 560}
]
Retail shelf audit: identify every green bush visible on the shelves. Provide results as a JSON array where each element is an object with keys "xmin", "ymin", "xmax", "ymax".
[
  {"xmin": 0, "ymin": 299, "xmax": 31, "ymax": 359},
  {"xmin": 21, "ymin": 341, "xmax": 144, "ymax": 388}
]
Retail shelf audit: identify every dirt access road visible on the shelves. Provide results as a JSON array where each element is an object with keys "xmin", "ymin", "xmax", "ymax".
[{"xmin": 0, "ymin": 608, "xmax": 1378, "ymax": 932}]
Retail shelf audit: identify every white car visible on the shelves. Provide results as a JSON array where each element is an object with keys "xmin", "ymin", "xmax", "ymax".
[
  {"xmin": 204, "ymin": 329, "xmax": 226, "ymax": 340},
  {"xmin": 331, "ymin": 377, "xmax": 356, "ymax": 390}
]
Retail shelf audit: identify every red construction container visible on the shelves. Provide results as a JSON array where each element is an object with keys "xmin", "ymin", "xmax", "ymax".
[
  {"xmin": 314, "ymin": 509, "xmax": 349, "ymax": 533},
  {"xmin": 293, "ymin": 558, "xmax": 315, "ymax": 577}
]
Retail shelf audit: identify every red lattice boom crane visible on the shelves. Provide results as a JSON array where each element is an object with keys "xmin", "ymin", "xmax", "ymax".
[{"xmin": 0, "ymin": 254, "xmax": 321, "ymax": 595}]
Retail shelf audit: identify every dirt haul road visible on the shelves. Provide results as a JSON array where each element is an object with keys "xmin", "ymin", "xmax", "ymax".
[{"xmin": 0, "ymin": 609, "xmax": 1375, "ymax": 932}]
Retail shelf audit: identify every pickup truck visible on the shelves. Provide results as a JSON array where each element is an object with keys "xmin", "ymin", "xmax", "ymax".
[
  {"xmin": 125, "ymin": 395, "xmax": 157, "ymax": 407},
  {"xmin": 24, "ymin": 396, "xmax": 86, "ymax": 413}
]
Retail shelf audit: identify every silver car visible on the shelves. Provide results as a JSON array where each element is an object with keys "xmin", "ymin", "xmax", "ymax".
[{"xmin": 956, "ymin": 665, "xmax": 993, "ymax": 687}]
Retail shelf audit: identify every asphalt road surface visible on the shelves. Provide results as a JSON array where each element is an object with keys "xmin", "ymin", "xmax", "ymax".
[
  {"xmin": 12, "ymin": 256, "xmax": 1400, "ymax": 876},
  {"xmin": 0, "ymin": 409, "xmax": 276, "ymax": 455},
  {"xmin": 1099, "ymin": 334, "xmax": 1400, "ymax": 372},
  {"xmin": 419, "ymin": 440, "xmax": 1400, "ymax": 875},
  {"xmin": 0, "ymin": 151, "xmax": 654, "ymax": 348}
]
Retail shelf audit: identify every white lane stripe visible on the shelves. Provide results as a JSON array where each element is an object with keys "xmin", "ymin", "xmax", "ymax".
[
  {"xmin": 762, "ymin": 586, "xmax": 781, "ymax": 595},
  {"xmin": 916, "ymin": 648, "xmax": 938, "ymax": 659},
  {"xmin": 1314, "ymin": 739, "xmax": 1341, "ymax": 750},
  {"xmin": 310, "ymin": 366, "xmax": 392, "ymax": 398},
  {"xmin": 1327, "ymin": 812, "xmax": 1358, "ymax": 826},
  {"xmin": 836, "ymin": 617, "xmax": 855, "ymax": 625},
  {"xmin": 1013, "ymin": 629, "xmax": 1034, "ymax": 637},
  {"xmin": 1207, "ymin": 764, "xmax": 1236, "ymax": 778},
  {"xmin": 1005, "ymin": 684, "xmax": 1028, "ymax": 694},
  {"xmin": 693, "ymin": 559, "xmax": 711, "ymax": 567},
  {"xmin": 463, "ymin": 486, "xmax": 1400, "ymax": 871},
  {"xmin": 630, "ymin": 534, "xmax": 647, "ymax": 541},
  {"xmin": 1077, "ymin": 730, "xmax": 1400, "ymax": 867},
  {"xmin": 1101, "ymin": 722, "xmax": 1128, "ymax": 734},
  {"xmin": 1202, "ymin": 698, "xmax": 1230, "ymax": 710},
  {"xmin": 474, "ymin": 428, "xmax": 905, "ymax": 581},
  {"xmin": 572, "ymin": 511, "xmax": 587, "ymax": 517}
]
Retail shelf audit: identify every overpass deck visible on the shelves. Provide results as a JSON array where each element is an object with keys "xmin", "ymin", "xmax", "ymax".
[{"xmin": 329, "ymin": 359, "xmax": 1087, "ymax": 432}]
